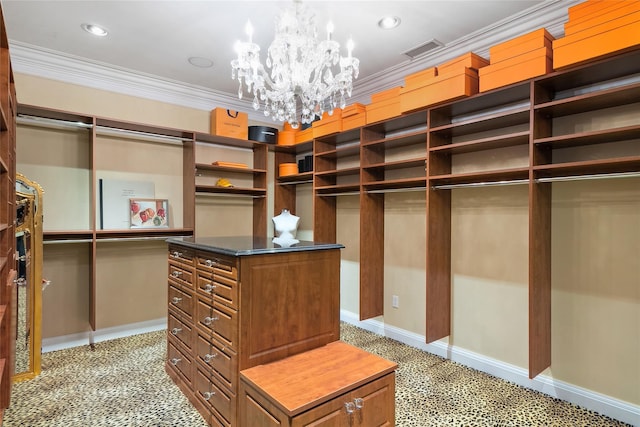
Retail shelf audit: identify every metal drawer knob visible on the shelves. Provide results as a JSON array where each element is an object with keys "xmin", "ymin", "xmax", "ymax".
[
  {"xmin": 354, "ymin": 397, "xmax": 364, "ymax": 410},
  {"xmin": 171, "ymin": 271, "xmax": 183, "ymax": 278},
  {"xmin": 170, "ymin": 327, "xmax": 182, "ymax": 336},
  {"xmin": 170, "ymin": 357, "xmax": 181, "ymax": 366},
  {"xmin": 171, "ymin": 251, "xmax": 183, "ymax": 258},
  {"xmin": 345, "ymin": 401, "xmax": 355, "ymax": 415},
  {"xmin": 203, "ymin": 315, "xmax": 219, "ymax": 326},
  {"xmin": 172, "ymin": 296, "xmax": 182, "ymax": 304},
  {"xmin": 202, "ymin": 391, "xmax": 216, "ymax": 401},
  {"xmin": 203, "ymin": 352, "xmax": 217, "ymax": 363},
  {"xmin": 204, "ymin": 283, "xmax": 216, "ymax": 294},
  {"xmin": 205, "ymin": 259, "xmax": 216, "ymax": 267}
]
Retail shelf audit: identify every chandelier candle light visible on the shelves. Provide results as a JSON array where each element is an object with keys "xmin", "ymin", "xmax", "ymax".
[{"xmin": 231, "ymin": 1, "xmax": 359, "ymax": 129}]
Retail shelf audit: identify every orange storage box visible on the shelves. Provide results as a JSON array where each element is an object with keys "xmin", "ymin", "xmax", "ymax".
[
  {"xmin": 403, "ymin": 67, "xmax": 438, "ymax": 90},
  {"xmin": 489, "ymin": 28, "xmax": 554, "ymax": 64},
  {"xmin": 312, "ymin": 109, "xmax": 343, "ymax": 138},
  {"xmin": 366, "ymin": 99, "xmax": 402, "ymax": 124},
  {"xmin": 553, "ymin": 14, "xmax": 640, "ymax": 69},
  {"xmin": 480, "ymin": 49, "xmax": 552, "ymax": 92},
  {"xmin": 341, "ymin": 103, "xmax": 366, "ymax": 131},
  {"xmin": 294, "ymin": 127, "xmax": 313, "ymax": 144},
  {"xmin": 279, "ymin": 163, "xmax": 298, "ymax": 177},
  {"xmin": 567, "ymin": 0, "xmax": 631, "ymax": 23},
  {"xmin": 277, "ymin": 130, "xmax": 297, "ymax": 146},
  {"xmin": 371, "ymin": 86, "xmax": 402, "ymax": 103},
  {"xmin": 565, "ymin": 1, "xmax": 639, "ymax": 36},
  {"xmin": 210, "ymin": 108, "xmax": 248, "ymax": 140},
  {"xmin": 400, "ymin": 68, "xmax": 479, "ymax": 113},
  {"xmin": 437, "ymin": 52, "xmax": 488, "ymax": 75}
]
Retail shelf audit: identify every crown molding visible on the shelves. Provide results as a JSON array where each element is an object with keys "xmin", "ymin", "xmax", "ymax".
[{"xmin": 10, "ymin": 0, "xmax": 581, "ymax": 116}]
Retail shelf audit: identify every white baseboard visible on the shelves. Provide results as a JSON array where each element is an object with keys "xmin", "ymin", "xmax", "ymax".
[
  {"xmin": 42, "ymin": 317, "xmax": 167, "ymax": 353},
  {"xmin": 340, "ymin": 310, "xmax": 639, "ymax": 427}
]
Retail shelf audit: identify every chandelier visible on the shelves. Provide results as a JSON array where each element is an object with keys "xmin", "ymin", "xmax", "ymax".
[{"xmin": 231, "ymin": 1, "xmax": 360, "ymax": 129}]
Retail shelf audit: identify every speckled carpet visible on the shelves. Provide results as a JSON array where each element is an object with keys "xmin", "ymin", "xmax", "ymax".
[{"xmin": 3, "ymin": 323, "xmax": 631, "ymax": 426}]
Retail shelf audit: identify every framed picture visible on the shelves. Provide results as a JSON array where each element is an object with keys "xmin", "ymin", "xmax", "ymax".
[{"xmin": 129, "ymin": 198, "xmax": 168, "ymax": 228}]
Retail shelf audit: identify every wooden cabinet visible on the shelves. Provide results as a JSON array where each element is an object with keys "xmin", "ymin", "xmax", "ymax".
[
  {"xmin": 238, "ymin": 341, "xmax": 397, "ymax": 427},
  {"xmin": 166, "ymin": 237, "xmax": 344, "ymax": 426},
  {"xmin": 0, "ymin": 3, "xmax": 16, "ymax": 414}
]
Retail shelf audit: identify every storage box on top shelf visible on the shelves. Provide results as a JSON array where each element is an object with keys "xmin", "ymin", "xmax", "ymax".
[
  {"xmin": 400, "ymin": 67, "xmax": 480, "ymax": 113},
  {"xmin": 341, "ymin": 103, "xmax": 366, "ymax": 131},
  {"xmin": 553, "ymin": 1, "xmax": 640, "ymax": 69},
  {"xmin": 403, "ymin": 67, "xmax": 437, "ymax": 90},
  {"xmin": 480, "ymin": 46, "xmax": 553, "ymax": 92},
  {"xmin": 366, "ymin": 86, "xmax": 402, "ymax": 124},
  {"xmin": 312, "ymin": 108, "xmax": 343, "ymax": 138},
  {"xmin": 564, "ymin": 0, "xmax": 639, "ymax": 36},
  {"xmin": 210, "ymin": 108, "xmax": 248, "ymax": 140},
  {"xmin": 295, "ymin": 127, "xmax": 314, "ymax": 145},
  {"xmin": 566, "ymin": 0, "xmax": 633, "ymax": 25},
  {"xmin": 437, "ymin": 52, "xmax": 488, "ymax": 75},
  {"xmin": 488, "ymin": 28, "xmax": 554, "ymax": 64}
]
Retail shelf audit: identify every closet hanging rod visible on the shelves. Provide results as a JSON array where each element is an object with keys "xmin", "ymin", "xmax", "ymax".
[
  {"xmin": 95, "ymin": 126, "xmax": 191, "ymax": 144},
  {"xmin": 316, "ymin": 191, "xmax": 361, "ymax": 197},
  {"xmin": 195, "ymin": 192, "xmax": 266, "ymax": 199},
  {"xmin": 278, "ymin": 180, "xmax": 313, "ymax": 186},
  {"xmin": 431, "ymin": 179, "xmax": 529, "ymax": 190},
  {"xmin": 17, "ymin": 114, "xmax": 93, "ymax": 130},
  {"xmin": 535, "ymin": 171, "xmax": 640, "ymax": 183},
  {"xmin": 366, "ymin": 186, "xmax": 426, "ymax": 194},
  {"xmin": 44, "ymin": 239, "xmax": 94, "ymax": 245},
  {"xmin": 97, "ymin": 236, "xmax": 190, "ymax": 243}
]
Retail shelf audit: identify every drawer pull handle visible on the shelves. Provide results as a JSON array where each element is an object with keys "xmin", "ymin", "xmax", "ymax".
[
  {"xmin": 205, "ymin": 259, "xmax": 216, "ymax": 267},
  {"xmin": 170, "ymin": 357, "xmax": 181, "ymax": 366},
  {"xmin": 202, "ymin": 391, "xmax": 216, "ymax": 400},
  {"xmin": 171, "ymin": 271, "xmax": 183, "ymax": 278},
  {"xmin": 170, "ymin": 327, "xmax": 182, "ymax": 336},
  {"xmin": 203, "ymin": 315, "xmax": 219, "ymax": 326},
  {"xmin": 204, "ymin": 352, "xmax": 217, "ymax": 363},
  {"xmin": 172, "ymin": 297, "xmax": 182, "ymax": 304},
  {"xmin": 204, "ymin": 283, "xmax": 216, "ymax": 293},
  {"xmin": 354, "ymin": 397, "xmax": 364, "ymax": 410},
  {"xmin": 171, "ymin": 251, "xmax": 183, "ymax": 258},
  {"xmin": 344, "ymin": 401, "xmax": 355, "ymax": 415}
]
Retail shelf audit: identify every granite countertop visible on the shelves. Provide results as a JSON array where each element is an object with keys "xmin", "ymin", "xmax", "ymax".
[{"xmin": 166, "ymin": 235, "xmax": 344, "ymax": 256}]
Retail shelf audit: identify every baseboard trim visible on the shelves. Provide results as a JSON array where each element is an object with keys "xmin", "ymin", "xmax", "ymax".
[
  {"xmin": 340, "ymin": 310, "xmax": 639, "ymax": 427},
  {"xmin": 42, "ymin": 317, "xmax": 167, "ymax": 353}
]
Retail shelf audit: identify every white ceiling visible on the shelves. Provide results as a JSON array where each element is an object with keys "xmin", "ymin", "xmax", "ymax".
[{"xmin": 2, "ymin": 0, "xmax": 578, "ymax": 115}]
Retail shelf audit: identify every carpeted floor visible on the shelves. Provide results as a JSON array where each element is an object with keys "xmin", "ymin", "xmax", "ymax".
[{"xmin": 3, "ymin": 323, "xmax": 631, "ymax": 426}]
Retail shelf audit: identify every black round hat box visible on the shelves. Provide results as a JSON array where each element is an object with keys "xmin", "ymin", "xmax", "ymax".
[{"xmin": 248, "ymin": 126, "xmax": 278, "ymax": 144}]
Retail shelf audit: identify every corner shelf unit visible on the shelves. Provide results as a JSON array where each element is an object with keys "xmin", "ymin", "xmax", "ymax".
[
  {"xmin": 272, "ymin": 48, "xmax": 640, "ymax": 378},
  {"xmin": 16, "ymin": 105, "xmax": 270, "ymax": 333}
]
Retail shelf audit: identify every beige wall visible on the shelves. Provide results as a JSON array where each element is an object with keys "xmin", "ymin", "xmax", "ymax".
[{"xmin": 15, "ymin": 73, "xmax": 640, "ymax": 407}]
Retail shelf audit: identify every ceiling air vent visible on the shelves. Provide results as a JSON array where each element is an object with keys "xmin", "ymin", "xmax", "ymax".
[{"xmin": 403, "ymin": 39, "xmax": 444, "ymax": 59}]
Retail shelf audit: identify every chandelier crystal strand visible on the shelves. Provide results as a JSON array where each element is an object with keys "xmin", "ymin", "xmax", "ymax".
[{"xmin": 231, "ymin": 1, "xmax": 359, "ymax": 129}]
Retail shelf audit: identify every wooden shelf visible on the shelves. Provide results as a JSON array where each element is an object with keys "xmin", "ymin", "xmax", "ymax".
[
  {"xmin": 533, "ymin": 124, "xmax": 640, "ymax": 148},
  {"xmin": 430, "ymin": 131, "xmax": 530, "ymax": 154},
  {"xmin": 361, "ymin": 129, "xmax": 427, "ymax": 149},
  {"xmin": 429, "ymin": 167, "xmax": 530, "ymax": 188},
  {"xmin": 430, "ymin": 107, "xmax": 530, "ymax": 137},
  {"xmin": 363, "ymin": 177, "xmax": 427, "ymax": 192},
  {"xmin": 315, "ymin": 166, "xmax": 360, "ymax": 178},
  {"xmin": 533, "ymin": 156, "xmax": 640, "ymax": 179},
  {"xmin": 315, "ymin": 143, "xmax": 360, "ymax": 159},
  {"xmin": 314, "ymin": 184, "xmax": 361, "ymax": 196},
  {"xmin": 362, "ymin": 157, "xmax": 427, "ymax": 172},
  {"xmin": 276, "ymin": 171, "xmax": 314, "ymax": 185},
  {"xmin": 195, "ymin": 185, "xmax": 267, "ymax": 197},
  {"xmin": 195, "ymin": 163, "xmax": 267, "ymax": 175}
]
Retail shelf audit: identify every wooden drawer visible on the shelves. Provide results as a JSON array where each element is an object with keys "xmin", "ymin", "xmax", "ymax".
[
  {"xmin": 196, "ymin": 295, "xmax": 238, "ymax": 352},
  {"xmin": 167, "ymin": 338, "xmax": 193, "ymax": 386},
  {"xmin": 195, "ymin": 332, "xmax": 237, "ymax": 391},
  {"xmin": 194, "ymin": 364, "xmax": 235, "ymax": 427},
  {"xmin": 168, "ymin": 284, "xmax": 194, "ymax": 322},
  {"xmin": 196, "ymin": 270, "xmax": 238, "ymax": 309},
  {"xmin": 169, "ymin": 245, "xmax": 195, "ymax": 266},
  {"xmin": 168, "ymin": 261, "xmax": 195, "ymax": 290},
  {"xmin": 168, "ymin": 311, "xmax": 194, "ymax": 352},
  {"xmin": 196, "ymin": 252, "xmax": 238, "ymax": 281}
]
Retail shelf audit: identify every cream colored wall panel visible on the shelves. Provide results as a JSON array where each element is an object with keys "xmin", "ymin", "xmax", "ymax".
[
  {"xmin": 450, "ymin": 186, "xmax": 529, "ymax": 367},
  {"xmin": 452, "ymin": 145, "xmax": 529, "ymax": 175},
  {"xmin": 294, "ymin": 184, "xmax": 313, "ymax": 239},
  {"xmin": 195, "ymin": 196, "xmax": 253, "ymax": 237},
  {"xmin": 94, "ymin": 241, "xmax": 167, "ymax": 329},
  {"xmin": 551, "ymin": 178, "xmax": 640, "ymax": 404},
  {"xmin": 16, "ymin": 126, "xmax": 91, "ymax": 230},
  {"xmin": 95, "ymin": 135, "xmax": 184, "ymax": 228},
  {"xmin": 41, "ymin": 244, "xmax": 91, "ymax": 338},
  {"xmin": 15, "ymin": 73, "xmax": 210, "ymax": 132},
  {"xmin": 383, "ymin": 192, "xmax": 426, "ymax": 334},
  {"xmin": 337, "ymin": 196, "xmax": 360, "ymax": 315}
]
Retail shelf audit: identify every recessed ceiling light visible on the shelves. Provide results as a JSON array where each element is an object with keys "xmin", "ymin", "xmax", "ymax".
[
  {"xmin": 81, "ymin": 23, "xmax": 108, "ymax": 37},
  {"xmin": 188, "ymin": 57, "xmax": 214, "ymax": 68},
  {"xmin": 378, "ymin": 16, "xmax": 400, "ymax": 30}
]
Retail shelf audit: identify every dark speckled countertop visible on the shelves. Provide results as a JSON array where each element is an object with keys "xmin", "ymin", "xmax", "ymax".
[{"xmin": 167, "ymin": 236, "xmax": 344, "ymax": 256}]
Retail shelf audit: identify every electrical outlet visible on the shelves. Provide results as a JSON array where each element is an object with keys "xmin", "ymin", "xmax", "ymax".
[{"xmin": 392, "ymin": 295, "xmax": 399, "ymax": 308}]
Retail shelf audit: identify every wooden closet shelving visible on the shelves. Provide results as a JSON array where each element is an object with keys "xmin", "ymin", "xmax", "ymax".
[{"xmin": 273, "ymin": 47, "xmax": 640, "ymax": 378}]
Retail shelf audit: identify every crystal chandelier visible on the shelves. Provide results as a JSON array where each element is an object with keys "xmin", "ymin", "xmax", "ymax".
[{"xmin": 231, "ymin": 1, "xmax": 359, "ymax": 129}]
